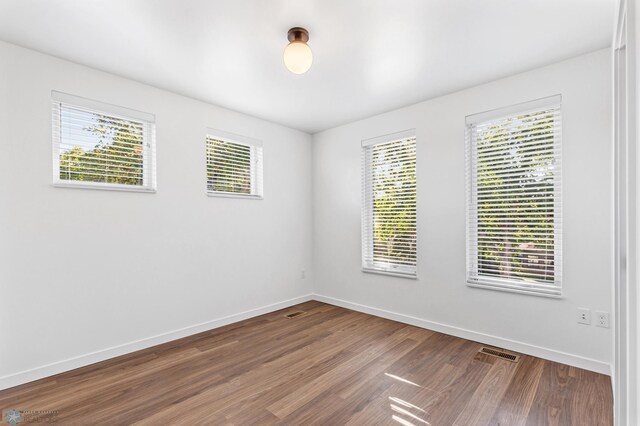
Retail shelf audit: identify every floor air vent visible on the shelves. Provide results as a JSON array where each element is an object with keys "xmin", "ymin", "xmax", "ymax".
[
  {"xmin": 478, "ymin": 347, "xmax": 520, "ymax": 362},
  {"xmin": 284, "ymin": 311, "xmax": 306, "ymax": 319}
]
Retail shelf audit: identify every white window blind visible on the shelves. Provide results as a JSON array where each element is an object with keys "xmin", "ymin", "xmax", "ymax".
[
  {"xmin": 362, "ymin": 131, "xmax": 417, "ymax": 277},
  {"xmin": 52, "ymin": 91, "xmax": 156, "ymax": 192},
  {"xmin": 465, "ymin": 95, "xmax": 562, "ymax": 297},
  {"xmin": 206, "ymin": 130, "xmax": 263, "ymax": 198}
]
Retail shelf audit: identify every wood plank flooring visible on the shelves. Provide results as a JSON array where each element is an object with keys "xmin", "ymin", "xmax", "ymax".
[{"xmin": 0, "ymin": 301, "xmax": 612, "ymax": 425}]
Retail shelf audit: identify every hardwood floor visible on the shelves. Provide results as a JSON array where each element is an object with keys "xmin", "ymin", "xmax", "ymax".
[{"xmin": 0, "ymin": 301, "xmax": 612, "ymax": 425}]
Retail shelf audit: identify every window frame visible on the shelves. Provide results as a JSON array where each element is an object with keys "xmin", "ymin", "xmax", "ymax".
[
  {"xmin": 205, "ymin": 128, "xmax": 264, "ymax": 200},
  {"xmin": 361, "ymin": 129, "xmax": 418, "ymax": 279},
  {"xmin": 51, "ymin": 91, "xmax": 156, "ymax": 193},
  {"xmin": 465, "ymin": 95, "xmax": 562, "ymax": 298}
]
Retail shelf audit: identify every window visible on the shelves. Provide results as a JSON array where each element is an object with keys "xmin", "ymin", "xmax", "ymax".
[
  {"xmin": 465, "ymin": 95, "xmax": 562, "ymax": 296},
  {"xmin": 361, "ymin": 130, "xmax": 417, "ymax": 277},
  {"xmin": 52, "ymin": 91, "xmax": 156, "ymax": 192},
  {"xmin": 206, "ymin": 130, "xmax": 263, "ymax": 198}
]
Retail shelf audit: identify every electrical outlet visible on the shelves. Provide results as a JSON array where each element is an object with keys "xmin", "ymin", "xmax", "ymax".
[
  {"xmin": 577, "ymin": 308, "xmax": 591, "ymax": 325},
  {"xmin": 301, "ymin": 269, "xmax": 306, "ymax": 279},
  {"xmin": 596, "ymin": 311, "xmax": 609, "ymax": 328}
]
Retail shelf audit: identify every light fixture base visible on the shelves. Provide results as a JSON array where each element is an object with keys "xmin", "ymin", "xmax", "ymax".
[{"xmin": 287, "ymin": 27, "xmax": 309, "ymax": 43}]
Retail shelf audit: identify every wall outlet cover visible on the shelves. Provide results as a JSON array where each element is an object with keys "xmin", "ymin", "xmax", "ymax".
[
  {"xmin": 595, "ymin": 311, "xmax": 609, "ymax": 328},
  {"xmin": 577, "ymin": 308, "xmax": 591, "ymax": 325}
]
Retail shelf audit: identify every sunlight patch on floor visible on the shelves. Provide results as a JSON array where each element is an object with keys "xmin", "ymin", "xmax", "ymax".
[{"xmin": 384, "ymin": 373, "xmax": 423, "ymax": 388}]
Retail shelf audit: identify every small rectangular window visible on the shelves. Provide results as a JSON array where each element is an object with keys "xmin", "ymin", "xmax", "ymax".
[
  {"xmin": 52, "ymin": 91, "xmax": 156, "ymax": 192},
  {"xmin": 206, "ymin": 130, "xmax": 263, "ymax": 198},
  {"xmin": 465, "ymin": 95, "xmax": 562, "ymax": 297},
  {"xmin": 361, "ymin": 130, "xmax": 417, "ymax": 278}
]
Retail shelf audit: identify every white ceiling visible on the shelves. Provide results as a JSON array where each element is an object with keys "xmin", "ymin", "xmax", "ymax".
[{"xmin": 0, "ymin": 0, "xmax": 614, "ymax": 133}]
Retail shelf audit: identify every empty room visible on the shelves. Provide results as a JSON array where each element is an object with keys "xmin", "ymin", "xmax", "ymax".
[{"xmin": 0, "ymin": 0, "xmax": 638, "ymax": 425}]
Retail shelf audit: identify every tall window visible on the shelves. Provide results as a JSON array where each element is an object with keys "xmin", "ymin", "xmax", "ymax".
[
  {"xmin": 206, "ymin": 130, "xmax": 263, "ymax": 198},
  {"xmin": 362, "ymin": 131, "xmax": 417, "ymax": 277},
  {"xmin": 52, "ymin": 91, "xmax": 156, "ymax": 192},
  {"xmin": 466, "ymin": 95, "xmax": 562, "ymax": 296}
]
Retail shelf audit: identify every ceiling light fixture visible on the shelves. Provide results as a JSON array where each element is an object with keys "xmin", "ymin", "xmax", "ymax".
[{"xmin": 284, "ymin": 27, "xmax": 312, "ymax": 74}]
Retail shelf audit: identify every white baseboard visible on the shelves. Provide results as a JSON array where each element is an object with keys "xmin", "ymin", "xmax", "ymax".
[
  {"xmin": 0, "ymin": 294, "xmax": 314, "ymax": 391},
  {"xmin": 313, "ymin": 294, "xmax": 612, "ymax": 375},
  {"xmin": 1, "ymin": 292, "xmax": 611, "ymax": 391}
]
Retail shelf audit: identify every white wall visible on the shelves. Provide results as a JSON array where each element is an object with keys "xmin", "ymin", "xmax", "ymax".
[
  {"xmin": 0, "ymin": 41, "xmax": 313, "ymax": 388},
  {"xmin": 312, "ymin": 49, "xmax": 613, "ymax": 373}
]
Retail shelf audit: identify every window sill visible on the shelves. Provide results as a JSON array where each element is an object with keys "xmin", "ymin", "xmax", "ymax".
[
  {"xmin": 206, "ymin": 191, "xmax": 263, "ymax": 200},
  {"xmin": 362, "ymin": 267, "xmax": 417, "ymax": 280},
  {"xmin": 467, "ymin": 280, "xmax": 562, "ymax": 298},
  {"xmin": 52, "ymin": 182, "xmax": 156, "ymax": 193}
]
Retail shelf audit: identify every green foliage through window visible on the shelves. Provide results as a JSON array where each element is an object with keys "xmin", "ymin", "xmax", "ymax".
[
  {"xmin": 55, "ymin": 104, "xmax": 150, "ymax": 188},
  {"xmin": 363, "ymin": 137, "xmax": 417, "ymax": 274},
  {"xmin": 468, "ymin": 105, "xmax": 561, "ymax": 288},
  {"xmin": 206, "ymin": 136, "xmax": 263, "ymax": 197}
]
